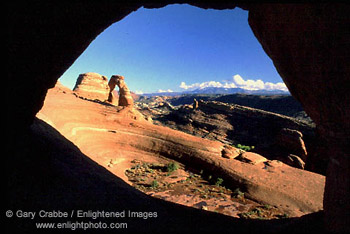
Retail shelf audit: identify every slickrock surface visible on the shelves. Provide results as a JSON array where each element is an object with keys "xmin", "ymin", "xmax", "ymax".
[
  {"xmin": 156, "ymin": 100, "xmax": 319, "ymax": 172},
  {"xmin": 37, "ymin": 83, "xmax": 325, "ymax": 218}
]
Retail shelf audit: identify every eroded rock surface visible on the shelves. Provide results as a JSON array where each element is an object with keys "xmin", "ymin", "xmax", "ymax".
[
  {"xmin": 155, "ymin": 100, "xmax": 319, "ymax": 172},
  {"xmin": 107, "ymin": 75, "xmax": 134, "ymax": 107},
  {"xmin": 276, "ymin": 128, "xmax": 307, "ymax": 161},
  {"xmin": 73, "ymin": 72, "xmax": 109, "ymax": 101},
  {"xmin": 248, "ymin": 5, "xmax": 350, "ymax": 231},
  {"xmin": 8, "ymin": 2, "xmax": 349, "ymax": 232},
  {"xmin": 36, "ymin": 84, "xmax": 325, "ymax": 218}
]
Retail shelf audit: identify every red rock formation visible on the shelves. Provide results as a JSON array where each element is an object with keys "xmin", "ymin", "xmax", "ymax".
[
  {"xmin": 8, "ymin": 2, "xmax": 350, "ymax": 232},
  {"xmin": 248, "ymin": 4, "xmax": 350, "ymax": 231},
  {"xmin": 38, "ymin": 85, "xmax": 325, "ymax": 218},
  {"xmin": 108, "ymin": 75, "xmax": 134, "ymax": 107},
  {"xmin": 161, "ymin": 100, "xmax": 315, "ymax": 168},
  {"xmin": 221, "ymin": 145, "xmax": 240, "ymax": 159},
  {"xmin": 73, "ymin": 72, "xmax": 109, "ymax": 101},
  {"xmin": 276, "ymin": 128, "xmax": 308, "ymax": 161}
]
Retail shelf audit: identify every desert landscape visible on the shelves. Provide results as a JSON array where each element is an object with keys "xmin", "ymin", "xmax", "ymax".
[
  {"xmin": 37, "ymin": 74, "xmax": 325, "ymax": 221},
  {"xmin": 8, "ymin": 2, "xmax": 349, "ymax": 233}
]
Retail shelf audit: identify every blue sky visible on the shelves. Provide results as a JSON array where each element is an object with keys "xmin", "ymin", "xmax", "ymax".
[{"xmin": 59, "ymin": 4, "xmax": 286, "ymax": 94}]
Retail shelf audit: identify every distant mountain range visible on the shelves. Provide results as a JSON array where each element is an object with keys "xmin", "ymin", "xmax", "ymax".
[{"xmin": 142, "ymin": 87, "xmax": 290, "ymax": 97}]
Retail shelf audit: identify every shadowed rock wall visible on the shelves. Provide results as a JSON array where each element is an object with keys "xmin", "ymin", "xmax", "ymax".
[
  {"xmin": 8, "ymin": 1, "xmax": 349, "ymax": 232},
  {"xmin": 247, "ymin": 4, "xmax": 350, "ymax": 231}
]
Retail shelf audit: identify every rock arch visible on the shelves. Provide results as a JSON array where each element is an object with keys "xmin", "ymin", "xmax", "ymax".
[{"xmin": 8, "ymin": 2, "xmax": 349, "ymax": 232}]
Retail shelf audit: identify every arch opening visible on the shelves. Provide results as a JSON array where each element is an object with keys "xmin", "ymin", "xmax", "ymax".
[
  {"xmin": 42, "ymin": 3, "xmax": 324, "ymax": 222},
  {"xmin": 8, "ymin": 2, "xmax": 349, "ymax": 233}
]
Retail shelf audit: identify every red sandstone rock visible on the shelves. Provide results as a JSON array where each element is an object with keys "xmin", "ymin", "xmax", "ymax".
[
  {"xmin": 288, "ymin": 154, "xmax": 306, "ymax": 170},
  {"xmin": 248, "ymin": 5, "xmax": 350, "ymax": 230},
  {"xmin": 37, "ymin": 87, "xmax": 325, "ymax": 217},
  {"xmin": 236, "ymin": 152, "xmax": 268, "ymax": 165},
  {"xmin": 277, "ymin": 128, "xmax": 307, "ymax": 161},
  {"xmin": 108, "ymin": 75, "xmax": 134, "ymax": 107},
  {"xmin": 160, "ymin": 100, "xmax": 315, "ymax": 170},
  {"xmin": 221, "ymin": 145, "xmax": 241, "ymax": 159},
  {"xmin": 73, "ymin": 72, "xmax": 109, "ymax": 101},
  {"xmin": 9, "ymin": 2, "xmax": 350, "ymax": 232}
]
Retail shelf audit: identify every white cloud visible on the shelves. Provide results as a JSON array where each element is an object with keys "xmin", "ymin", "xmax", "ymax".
[
  {"xmin": 134, "ymin": 90, "xmax": 144, "ymax": 95},
  {"xmin": 264, "ymin": 82, "xmax": 288, "ymax": 91},
  {"xmin": 158, "ymin": 89, "xmax": 174, "ymax": 93},
  {"xmin": 180, "ymin": 81, "xmax": 225, "ymax": 90},
  {"xmin": 180, "ymin": 82, "xmax": 199, "ymax": 90},
  {"xmin": 232, "ymin": 74, "xmax": 245, "ymax": 86},
  {"xmin": 233, "ymin": 74, "xmax": 265, "ymax": 91},
  {"xmin": 223, "ymin": 82, "xmax": 237, "ymax": 89},
  {"xmin": 179, "ymin": 74, "xmax": 288, "ymax": 92}
]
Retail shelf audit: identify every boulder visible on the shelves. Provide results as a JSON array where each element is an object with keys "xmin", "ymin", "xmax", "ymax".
[
  {"xmin": 221, "ymin": 145, "xmax": 241, "ymax": 159},
  {"xmin": 276, "ymin": 154, "xmax": 306, "ymax": 170},
  {"xmin": 236, "ymin": 152, "xmax": 268, "ymax": 165},
  {"xmin": 288, "ymin": 154, "xmax": 306, "ymax": 170},
  {"xmin": 276, "ymin": 128, "xmax": 307, "ymax": 161},
  {"xmin": 73, "ymin": 72, "xmax": 109, "ymax": 101},
  {"xmin": 193, "ymin": 98, "xmax": 199, "ymax": 109}
]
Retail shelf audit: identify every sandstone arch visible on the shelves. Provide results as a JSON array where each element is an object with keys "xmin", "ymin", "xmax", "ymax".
[{"xmin": 8, "ymin": 2, "xmax": 349, "ymax": 232}]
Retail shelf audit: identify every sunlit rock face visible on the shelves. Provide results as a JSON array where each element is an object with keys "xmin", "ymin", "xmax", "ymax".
[{"xmin": 73, "ymin": 72, "xmax": 109, "ymax": 101}]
